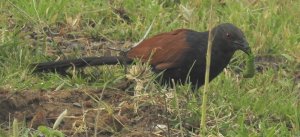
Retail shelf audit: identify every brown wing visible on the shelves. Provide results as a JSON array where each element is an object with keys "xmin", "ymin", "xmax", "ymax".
[{"xmin": 127, "ymin": 29, "xmax": 192, "ymax": 70}]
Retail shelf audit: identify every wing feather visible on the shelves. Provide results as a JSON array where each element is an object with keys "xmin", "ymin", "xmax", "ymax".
[{"xmin": 127, "ymin": 29, "xmax": 193, "ymax": 70}]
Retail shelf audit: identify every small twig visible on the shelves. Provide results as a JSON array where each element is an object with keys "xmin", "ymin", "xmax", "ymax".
[
  {"xmin": 164, "ymin": 89, "xmax": 171, "ymax": 137},
  {"xmin": 53, "ymin": 109, "xmax": 68, "ymax": 129},
  {"xmin": 133, "ymin": 17, "xmax": 156, "ymax": 47},
  {"xmin": 106, "ymin": 47, "xmax": 124, "ymax": 52},
  {"xmin": 94, "ymin": 103, "xmax": 100, "ymax": 137}
]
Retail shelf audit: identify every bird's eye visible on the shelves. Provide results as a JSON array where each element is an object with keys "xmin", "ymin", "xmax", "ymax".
[{"xmin": 226, "ymin": 33, "xmax": 231, "ymax": 38}]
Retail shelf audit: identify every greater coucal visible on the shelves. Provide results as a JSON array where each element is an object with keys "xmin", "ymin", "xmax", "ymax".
[{"xmin": 32, "ymin": 23, "xmax": 250, "ymax": 88}]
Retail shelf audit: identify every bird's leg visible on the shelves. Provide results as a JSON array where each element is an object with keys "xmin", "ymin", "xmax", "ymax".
[{"xmin": 120, "ymin": 51, "xmax": 128, "ymax": 74}]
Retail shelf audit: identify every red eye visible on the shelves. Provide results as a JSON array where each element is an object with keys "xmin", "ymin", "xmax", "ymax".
[{"xmin": 226, "ymin": 33, "xmax": 231, "ymax": 38}]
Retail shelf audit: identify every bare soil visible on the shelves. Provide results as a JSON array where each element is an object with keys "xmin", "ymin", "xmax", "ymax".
[{"xmin": 0, "ymin": 87, "xmax": 172, "ymax": 136}]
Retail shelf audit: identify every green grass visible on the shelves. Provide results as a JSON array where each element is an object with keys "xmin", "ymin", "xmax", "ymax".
[{"xmin": 0, "ymin": 0, "xmax": 300, "ymax": 136}]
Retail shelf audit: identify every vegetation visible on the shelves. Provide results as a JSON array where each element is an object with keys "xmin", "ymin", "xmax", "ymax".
[{"xmin": 0, "ymin": 0, "xmax": 299, "ymax": 136}]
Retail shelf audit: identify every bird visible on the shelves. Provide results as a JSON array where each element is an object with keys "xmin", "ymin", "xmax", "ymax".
[{"xmin": 32, "ymin": 23, "xmax": 250, "ymax": 89}]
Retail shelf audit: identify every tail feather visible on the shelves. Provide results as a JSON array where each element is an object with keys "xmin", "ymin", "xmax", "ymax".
[{"xmin": 32, "ymin": 56, "xmax": 132, "ymax": 74}]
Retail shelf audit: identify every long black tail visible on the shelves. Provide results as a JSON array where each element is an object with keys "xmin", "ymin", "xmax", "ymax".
[{"xmin": 32, "ymin": 56, "xmax": 133, "ymax": 75}]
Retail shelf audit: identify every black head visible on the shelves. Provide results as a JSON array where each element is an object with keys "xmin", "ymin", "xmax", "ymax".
[{"xmin": 212, "ymin": 23, "xmax": 251, "ymax": 54}]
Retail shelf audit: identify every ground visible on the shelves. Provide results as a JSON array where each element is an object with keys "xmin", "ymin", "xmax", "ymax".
[
  {"xmin": 0, "ymin": 88, "xmax": 170, "ymax": 136},
  {"xmin": 0, "ymin": 0, "xmax": 300, "ymax": 136}
]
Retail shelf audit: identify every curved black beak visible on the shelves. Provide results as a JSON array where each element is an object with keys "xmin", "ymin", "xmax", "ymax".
[{"xmin": 233, "ymin": 40, "xmax": 251, "ymax": 55}]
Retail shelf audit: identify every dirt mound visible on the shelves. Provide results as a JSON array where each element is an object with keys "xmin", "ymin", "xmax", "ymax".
[{"xmin": 0, "ymin": 88, "xmax": 171, "ymax": 136}]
